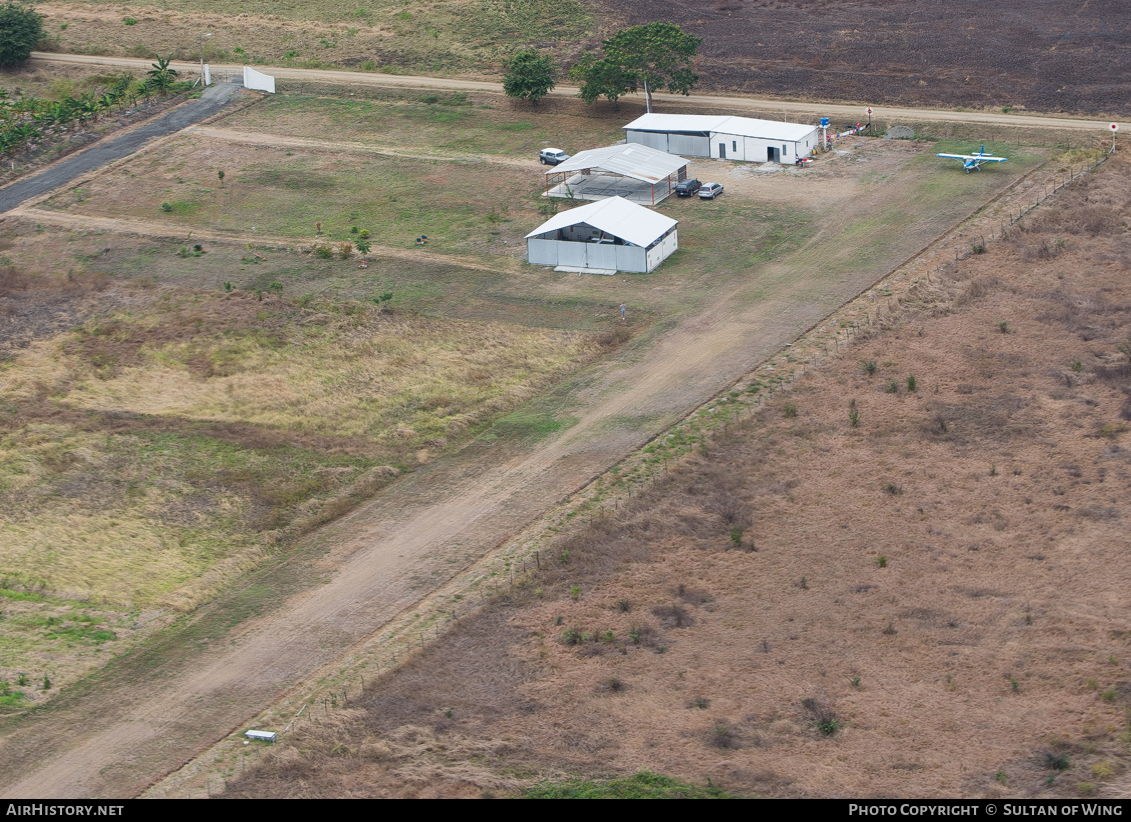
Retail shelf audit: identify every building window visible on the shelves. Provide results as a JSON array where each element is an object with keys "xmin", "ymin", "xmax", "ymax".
[{"xmin": 732, "ymin": 140, "xmax": 737, "ymax": 151}]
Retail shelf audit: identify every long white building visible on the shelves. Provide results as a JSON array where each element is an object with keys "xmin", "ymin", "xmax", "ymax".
[{"xmin": 623, "ymin": 113, "xmax": 820, "ymax": 164}]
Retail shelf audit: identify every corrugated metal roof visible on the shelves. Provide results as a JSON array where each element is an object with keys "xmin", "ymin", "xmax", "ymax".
[
  {"xmin": 624, "ymin": 113, "xmax": 817, "ymax": 142},
  {"xmin": 525, "ymin": 196, "xmax": 678, "ymax": 247},
  {"xmin": 548, "ymin": 143, "xmax": 688, "ymax": 183}
]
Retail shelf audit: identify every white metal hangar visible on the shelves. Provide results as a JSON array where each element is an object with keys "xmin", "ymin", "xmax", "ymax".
[
  {"xmin": 544, "ymin": 143, "xmax": 689, "ymax": 205},
  {"xmin": 623, "ymin": 113, "xmax": 820, "ymax": 163},
  {"xmin": 525, "ymin": 196, "xmax": 679, "ymax": 274}
]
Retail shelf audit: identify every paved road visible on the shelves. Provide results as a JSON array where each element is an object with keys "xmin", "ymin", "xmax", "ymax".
[
  {"xmin": 31, "ymin": 52, "xmax": 1120, "ymax": 132},
  {"xmin": 0, "ymin": 82, "xmax": 240, "ymax": 214}
]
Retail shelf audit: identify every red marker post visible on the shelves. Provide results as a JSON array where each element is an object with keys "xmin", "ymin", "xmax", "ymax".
[{"xmin": 1111, "ymin": 123, "xmax": 1120, "ymax": 154}]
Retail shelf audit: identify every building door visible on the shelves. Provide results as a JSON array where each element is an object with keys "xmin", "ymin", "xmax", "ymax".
[
  {"xmin": 768, "ymin": 146, "xmax": 779, "ymax": 163},
  {"xmin": 718, "ymin": 143, "xmax": 726, "ymax": 159}
]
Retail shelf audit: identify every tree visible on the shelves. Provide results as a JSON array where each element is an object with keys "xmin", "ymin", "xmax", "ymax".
[
  {"xmin": 569, "ymin": 53, "xmax": 635, "ymax": 109},
  {"xmin": 601, "ymin": 22, "xmax": 701, "ymax": 113},
  {"xmin": 502, "ymin": 50, "xmax": 555, "ymax": 106},
  {"xmin": 146, "ymin": 55, "xmax": 179, "ymax": 97},
  {"xmin": 0, "ymin": 3, "xmax": 43, "ymax": 69}
]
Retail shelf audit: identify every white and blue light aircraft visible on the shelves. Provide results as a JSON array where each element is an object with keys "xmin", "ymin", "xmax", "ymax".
[{"xmin": 936, "ymin": 145, "xmax": 1008, "ymax": 172}]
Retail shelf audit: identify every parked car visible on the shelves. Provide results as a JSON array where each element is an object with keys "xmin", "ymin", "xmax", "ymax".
[
  {"xmin": 698, "ymin": 182, "xmax": 724, "ymax": 199},
  {"xmin": 675, "ymin": 178, "xmax": 702, "ymax": 197},
  {"xmin": 540, "ymin": 148, "xmax": 570, "ymax": 165}
]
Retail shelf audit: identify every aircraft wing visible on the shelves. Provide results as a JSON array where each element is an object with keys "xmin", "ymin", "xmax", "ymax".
[{"xmin": 936, "ymin": 153, "xmax": 1008, "ymax": 162}]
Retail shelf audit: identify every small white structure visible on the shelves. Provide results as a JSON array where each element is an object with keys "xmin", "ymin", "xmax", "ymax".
[
  {"xmin": 526, "ymin": 196, "xmax": 678, "ymax": 274},
  {"xmin": 544, "ymin": 144, "xmax": 689, "ymax": 205},
  {"xmin": 242, "ymin": 66, "xmax": 276, "ymax": 94},
  {"xmin": 624, "ymin": 113, "xmax": 819, "ymax": 164},
  {"xmin": 245, "ymin": 729, "xmax": 277, "ymax": 742}
]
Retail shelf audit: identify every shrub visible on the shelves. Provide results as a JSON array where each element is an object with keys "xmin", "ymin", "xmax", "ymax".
[
  {"xmin": 881, "ymin": 482, "xmax": 901, "ymax": 496},
  {"xmin": 603, "ymin": 676, "xmax": 624, "ymax": 692},
  {"xmin": 570, "ymin": 585, "xmax": 581, "ymax": 600},
  {"xmin": 313, "ymin": 245, "xmax": 334, "ymax": 259},
  {"xmin": 886, "ymin": 378, "xmax": 899, "ymax": 393},
  {"xmin": 783, "ymin": 402, "xmax": 797, "ymax": 418},
  {"xmin": 728, "ymin": 525, "xmax": 744, "ymax": 547},
  {"xmin": 123, "ymin": 17, "xmax": 137, "ymax": 25},
  {"xmin": 848, "ymin": 406, "xmax": 861, "ymax": 427},
  {"xmin": 1092, "ymin": 761, "xmax": 1115, "ymax": 779},
  {"xmin": 861, "ymin": 359, "xmax": 878, "ymax": 375},
  {"xmin": 996, "ymin": 320, "xmax": 1010, "ymax": 334},
  {"xmin": 801, "ymin": 697, "xmax": 842, "ymax": 736},
  {"xmin": 877, "ymin": 554, "xmax": 888, "ymax": 567},
  {"xmin": 161, "ymin": 203, "xmax": 173, "ymax": 212},
  {"xmin": 0, "ymin": 3, "xmax": 44, "ymax": 68},
  {"xmin": 906, "ymin": 374, "xmax": 917, "ymax": 392},
  {"xmin": 708, "ymin": 722, "xmax": 736, "ymax": 748},
  {"xmin": 1044, "ymin": 751, "xmax": 1070, "ymax": 771},
  {"xmin": 560, "ymin": 627, "xmax": 582, "ymax": 646},
  {"xmin": 615, "ymin": 598, "xmax": 631, "ymax": 613}
]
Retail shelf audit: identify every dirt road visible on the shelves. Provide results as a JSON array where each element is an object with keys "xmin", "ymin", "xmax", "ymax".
[
  {"xmin": 0, "ymin": 140, "xmax": 1031, "ymax": 797},
  {"xmin": 30, "ymin": 53, "xmax": 1119, "ymax": 132}
]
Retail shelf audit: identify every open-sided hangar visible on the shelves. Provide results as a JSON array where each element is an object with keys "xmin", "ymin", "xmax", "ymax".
[
  {"xmin": 624, "ymin": 113, "xmax": 819, "ymax": 163},
  {"xmin": 544, "ymin": 143, "xmax": 689, "ymax": 205}
]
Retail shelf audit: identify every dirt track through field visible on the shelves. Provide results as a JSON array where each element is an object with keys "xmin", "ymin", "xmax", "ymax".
[
  {"xmin": 29, "ymin": 53, "xmax": 1120, "ymax": 133},
  {"xmin": 192, "ymin": 126, "xmax": 542, "ymax": 168},
  {"xmin": 0, "ymin": 141, "xmax": 1034, "ymax": 797},
  {"xmin": 7, "ymin": 206, "xmax": 517, "ymax": 274}
]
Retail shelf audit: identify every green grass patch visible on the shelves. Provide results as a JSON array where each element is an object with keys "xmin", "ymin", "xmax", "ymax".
[
  {"xmin": 520, "ymin": 770, "xmax": 737, "ymax": 799},
  {"xmin": 485, "ymin": 410, "xmax": 575, "ymax": 442}
]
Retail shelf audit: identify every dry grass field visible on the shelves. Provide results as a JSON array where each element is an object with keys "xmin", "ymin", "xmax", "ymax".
[
  {"xmin": 0, "ymin": 85, "xmax": 1061, "ymax": 721},
  {"xmin": 23, "ymin": 1, "xmax": 1131, "ymax": 116},
  {"xmin": 0, "ymin": 64, "xmax": 1108, "ymax": 793},
  {"xmin": 0, "ymin": 245, "xmax": 616, "ymax": 707},
  {"xmin": 220, "ymin": 153, "xmax": 1131, "ymax": 799}
]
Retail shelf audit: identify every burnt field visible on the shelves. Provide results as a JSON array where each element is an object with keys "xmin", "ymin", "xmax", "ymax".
[{"xmin": 610, "ymin": 0, "xmax": 1131, "ymax": 116}]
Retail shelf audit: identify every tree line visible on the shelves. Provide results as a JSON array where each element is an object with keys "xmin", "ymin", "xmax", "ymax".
[{"xmin": 502, "ymin": 22, "xmax": 701, "ymax": 113}]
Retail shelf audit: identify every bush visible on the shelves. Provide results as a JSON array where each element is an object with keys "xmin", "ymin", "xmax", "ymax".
[
  {"xmin": 801, "ymin": 697, "xmax": 842, "ymax": 736},
  {"xmin": 502, "ymin": 50, "xmax": 555, "ymax": 105},
  {"xmin": 1044, "ymin": 751, "xmax": 1071, "ymax": 772},
  {"xmin": 0, "ymin": 3, "xmax": 43, "ymax": 68}
]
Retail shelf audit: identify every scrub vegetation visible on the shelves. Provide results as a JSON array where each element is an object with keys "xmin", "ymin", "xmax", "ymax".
[{"xmin": 219, "ymin": 152, "xmax": 1131, "ymax": 799}]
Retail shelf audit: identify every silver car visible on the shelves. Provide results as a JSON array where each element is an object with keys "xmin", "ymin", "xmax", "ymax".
[{"xmin": 698, "ymin": 182, "xmax": 724, "ymax": 199}]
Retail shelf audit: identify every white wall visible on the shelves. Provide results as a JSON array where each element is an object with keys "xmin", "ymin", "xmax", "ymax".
[
  {"xmin": 243, "ymin": 66, "xmax": 276, "ymax": 94},
  {"xmin": 525, "ymin": 239, "xmax": 652, "ymax": 272}
]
